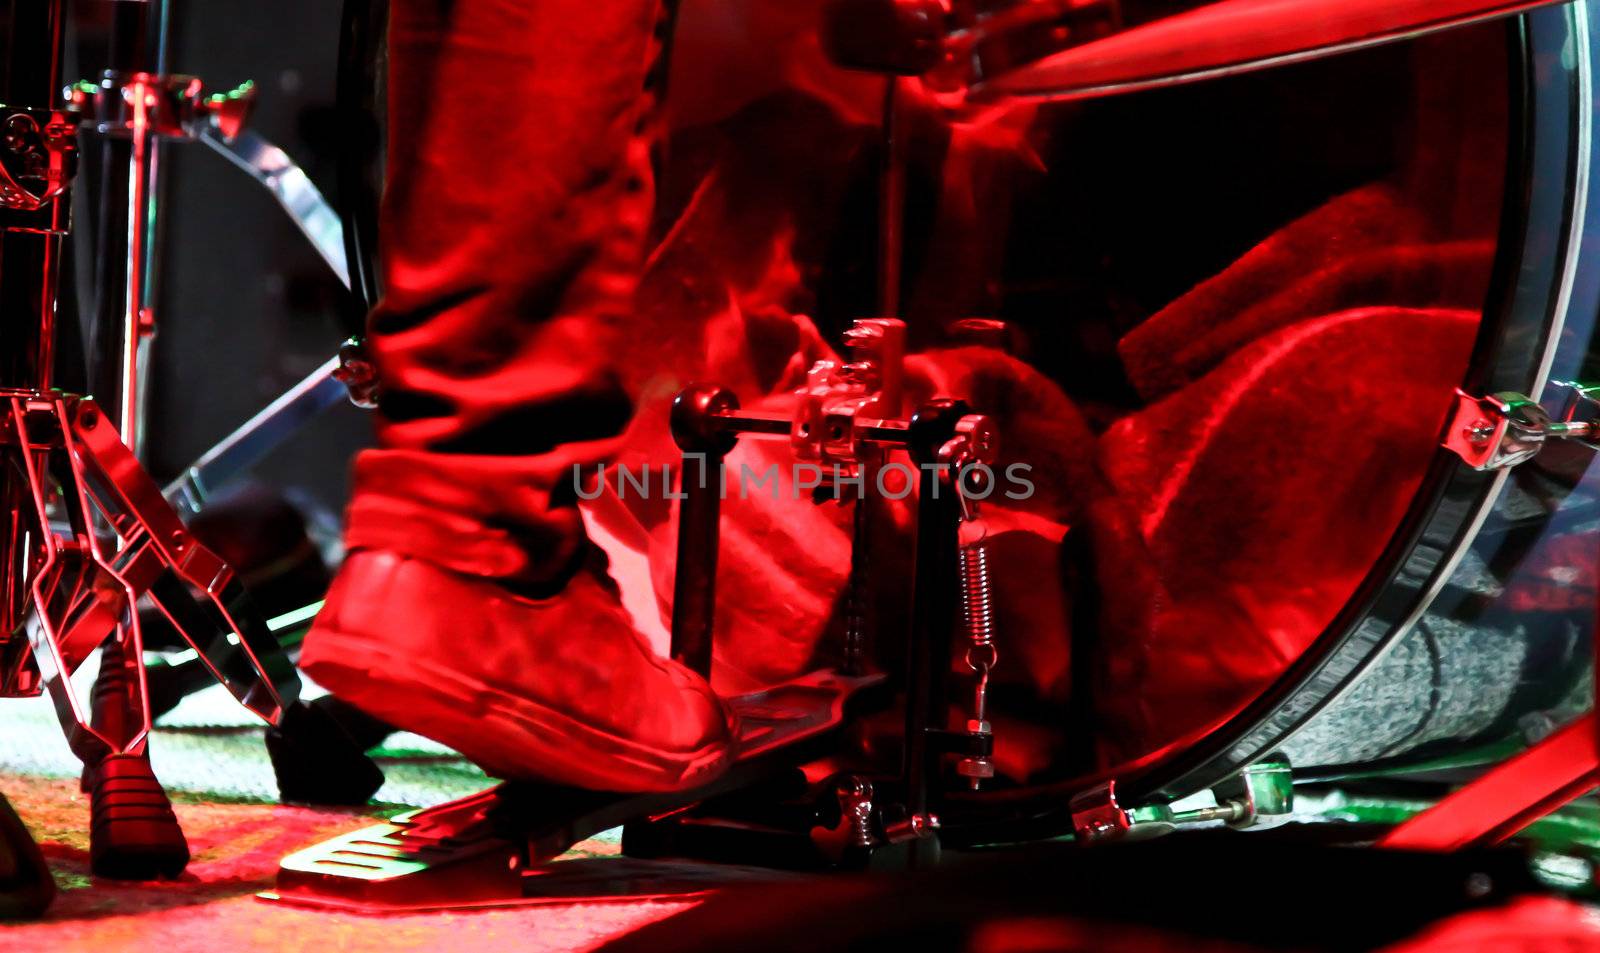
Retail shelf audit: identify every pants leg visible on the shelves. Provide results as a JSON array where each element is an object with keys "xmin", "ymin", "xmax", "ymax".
[
  {"xmin": 302, "ymin": 0, "xmax": 735, "ymax": 792},
  {"xmin": 347, "ymin": 0, "xmax": 671, "ymax": 586}
]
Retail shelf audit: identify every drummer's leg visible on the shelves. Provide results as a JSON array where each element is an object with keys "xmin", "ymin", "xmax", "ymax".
[
  {"xmin": 356, "ymin": 0, "xmax": 663, "ymax": 576},
  {"xmin": 299, "ymin": 0, "xmax": 735, "ymax": 793}
]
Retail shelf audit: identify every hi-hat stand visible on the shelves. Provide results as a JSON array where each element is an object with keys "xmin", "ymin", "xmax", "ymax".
[{"xmin": 0, "ymin": 0, "xmax": 300, "ymax": 885}]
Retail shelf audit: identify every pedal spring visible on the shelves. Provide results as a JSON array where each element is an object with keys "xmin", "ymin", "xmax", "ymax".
[
  {"xmin": 959, "ymin": 541, "xmax": 994, "ymax": 657},
  {"xmin": 848, "ymin": 779, "xmax": 876, "ymax": 848},
  {"xmin": 957, "ymin": 521, "xmax": 998, "ymax": 790}
]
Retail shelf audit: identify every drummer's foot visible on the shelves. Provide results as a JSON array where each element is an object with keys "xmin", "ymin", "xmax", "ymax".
[{"xmin": 300, "ymin": 549, "xmax": 735, "ymax": 792}]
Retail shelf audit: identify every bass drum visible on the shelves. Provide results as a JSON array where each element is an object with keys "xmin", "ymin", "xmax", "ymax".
[{"xmin": 335, "ymin": 0, "xmax": 1600, "ymax": 836}]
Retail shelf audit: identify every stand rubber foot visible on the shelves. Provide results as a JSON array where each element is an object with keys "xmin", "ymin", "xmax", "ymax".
[
  {"xmin": 88, "ymin": 753, "xmax": 190, "ymax": 880},
  {"xmin": 0, "ymin": 793, "xmax": 53, "ymax": 919},
  {"xmin": 266, "ymin": 699, "xmax": 385, "ymax": 806}
]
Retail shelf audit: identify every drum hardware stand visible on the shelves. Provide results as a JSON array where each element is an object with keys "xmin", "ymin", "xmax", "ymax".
[
  {"xmin": 69, "ymin": 61, "xmax": 389, "ymax": 806},
  {"xmin": 0, "ymin": 391, "xmax": 306, "ymax": 879},
  {"xmin": 162, "ymin": 337, "xmax": 377, "ymax": 521},
  {"xmin": 155, "ymin": 123, "xmax": 379, "ymax": 520},
  {"xmin": 1377, "ymin": 383, "xmax": 1600, "ymax": 852},
  {"xmin": 152, "ymin": 331, "xmax": 386, "ymax": 806},
  {"xmin": 1069, "ymin": 759, "xmax": 1296, "ymax": 844},
  {"xmin": 0, "ymin": 0, "xmax": 301, "ymax": 882},
  {"xmin": 71, "ymin": 60, "xmax": 374, "ymax": 523},
  {"xmin": 200, "ymin": 126, "xmax": 350, "ymax": 284},
  {"xmin": 140, "ymin": 334, "xmax": 383, "ymax": 804},
  {"xmin": 70, "ymin": 71, "xmax": 256, "ymax": 456},
  {"xmin": 58, "ymin": 25, "xmax": 406, "ymax": 814},
  {"xmin": 625, "ymin": 329, "xmax": 1003, "ymax": 870}
]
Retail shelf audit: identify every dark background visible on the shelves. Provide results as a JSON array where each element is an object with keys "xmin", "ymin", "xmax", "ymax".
[{"xmin": 71, "ymin": 0, "xmax": 371, "ymax": 541}]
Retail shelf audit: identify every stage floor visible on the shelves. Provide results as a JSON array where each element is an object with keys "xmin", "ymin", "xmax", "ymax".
[
  {"xmin": 8, "ymin": 683, "xmax": 1600, "ymax": 953},
  {"xmin": 0, "ymin": 682, "xmax": 699, "ymax": 952}
]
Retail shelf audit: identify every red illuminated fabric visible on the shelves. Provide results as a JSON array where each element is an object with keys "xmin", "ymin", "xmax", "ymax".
[
  {"xmin": 1093, "ymin": 303, "xmax": 1477, "ymax": 761},
  {"xmin": 1378, "ymin": 897, "xmax": 1600, "ymax": 953},
  {"xmin": 341, "ymin": 0, "xmax": 669, "ymax": 588},
  {"xmin": 1087, "ymin": 177, "xmax": 1489, "ymax": 763},
  {"xmin": 1084, "ymin": 29, "xmax": 1507, "ymax": 764},
  {"xmin": 301, "ymin": 0, "xmax": 749, "ymax": 791},
  {"xmin": 1118, "ymin": 184, "xmax": 1492, "ymax": 402}
]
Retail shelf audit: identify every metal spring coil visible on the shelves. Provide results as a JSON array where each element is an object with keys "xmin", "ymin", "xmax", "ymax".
[{"xmin": 959, "ymin": 542, "xmax": 994, "ymax": 651}]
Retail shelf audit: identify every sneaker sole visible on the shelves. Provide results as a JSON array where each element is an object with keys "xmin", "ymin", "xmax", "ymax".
[{"xmin": 301, "ymin": 630, "xmax": 732, "ymax": 793}]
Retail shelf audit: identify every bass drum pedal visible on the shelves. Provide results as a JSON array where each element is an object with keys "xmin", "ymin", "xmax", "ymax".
[{"xmin": 266, "ymin": 671, "xmax": 886, "ymax": 912}]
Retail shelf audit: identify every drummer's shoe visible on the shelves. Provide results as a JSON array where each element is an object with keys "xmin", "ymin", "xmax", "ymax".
[{"xmin": 299, "ymin": 548, "xmax": 736, "ymax": 792}]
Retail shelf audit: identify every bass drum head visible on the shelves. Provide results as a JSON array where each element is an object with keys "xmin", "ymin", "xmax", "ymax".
[{"xmin": 1111, "ymin": 0, "xmax": 1600, "ymax": 806}]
